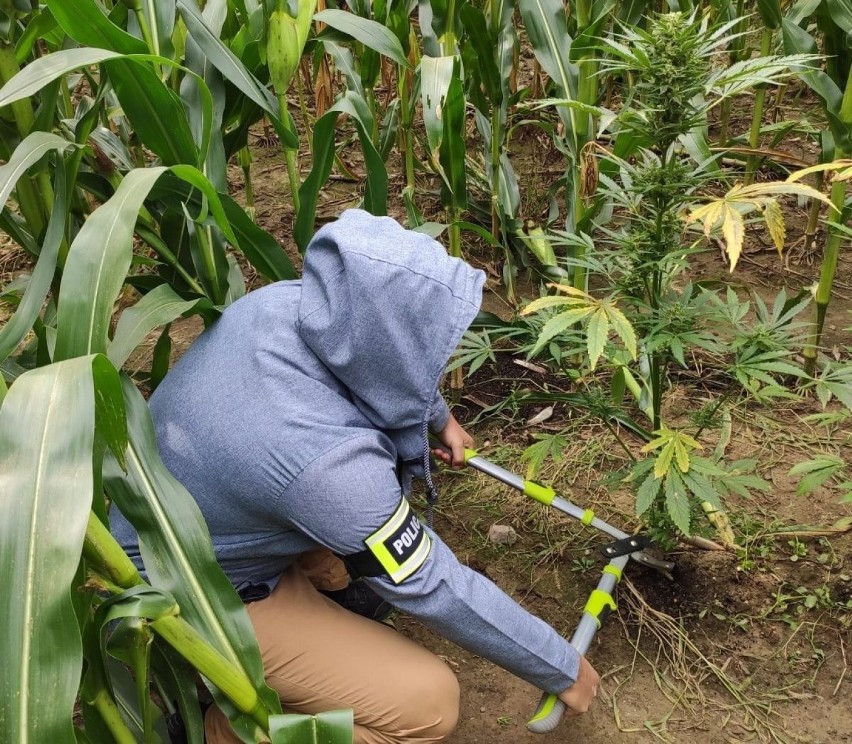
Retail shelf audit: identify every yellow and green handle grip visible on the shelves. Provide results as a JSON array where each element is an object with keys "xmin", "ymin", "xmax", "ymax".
[{"xmin": 527, "ymin": 559, "xmax": 627, "ymax": 733}]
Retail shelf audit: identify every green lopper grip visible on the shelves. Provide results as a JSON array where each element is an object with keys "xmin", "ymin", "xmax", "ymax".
[{"xmin": 527, "ymin": 692, "xmax": 565, "ymax": 733}]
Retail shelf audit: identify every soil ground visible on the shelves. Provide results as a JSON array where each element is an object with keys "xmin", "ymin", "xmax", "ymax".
[{"xmin": 2, "ymin": 53, "xmax": 851, "ymax": 744}]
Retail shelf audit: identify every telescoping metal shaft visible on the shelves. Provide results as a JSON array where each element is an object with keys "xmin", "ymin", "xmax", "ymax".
[
  {"xmin": 526, "ymin": 554, "xmax": 629, "ymax": 733},
  {"xmin": 459, "ymin": 449, "xmax": 673, "ymax": 574}
]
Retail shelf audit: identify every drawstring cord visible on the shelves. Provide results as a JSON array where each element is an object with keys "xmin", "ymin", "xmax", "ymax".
[{"xmin": 421, "ymin": 418, "xmax": 438, "ymax": 529}]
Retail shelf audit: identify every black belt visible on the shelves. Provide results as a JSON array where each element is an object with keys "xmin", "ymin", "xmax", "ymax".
[{"xmin": 236, "ymin": 581, "xmax": 271, "ymax": 604}]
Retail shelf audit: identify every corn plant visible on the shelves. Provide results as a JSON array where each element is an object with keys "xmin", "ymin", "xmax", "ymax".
[
  {"xmin": 419, "ymin": 1, "xmax": 467, "ymax": 260},
  {"xmin": 294, "ymin": 8, "xmax": 410, "ymax": 250},
  {"xmin": 519, "ymin": 0, "xmax": 613, "ymax": 289},
  {"xmin": 782, "ymin": 4, "xmax": 852, "ymax": 374},
  {"xmin": 0, "ymin": 2, "xmax": 353, "ymax": 741},
  {"xmin": 743, "ymin": 0, "xmax": 783, "ymax": 184},
  {"xmin": 265, "ymin": 0, "xmax": 317, "ymax": 214},
  {"xmin": 460, "ymin": 1, "xmax": 520, "ymax": 273}
]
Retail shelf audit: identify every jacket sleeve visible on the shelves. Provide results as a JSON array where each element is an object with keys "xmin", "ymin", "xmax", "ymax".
[
  {"xmin": 428, "ymin": 394, "xmax": 450, "ymax": 433},
  {"xmin": 279, "ymin": 432, "xmax": 580, "ymax": 694}
]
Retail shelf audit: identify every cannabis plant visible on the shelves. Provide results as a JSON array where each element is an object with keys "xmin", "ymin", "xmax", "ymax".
[{"xmin": 521, "ymin": 12, "xmax": 820, "ymax": 544}]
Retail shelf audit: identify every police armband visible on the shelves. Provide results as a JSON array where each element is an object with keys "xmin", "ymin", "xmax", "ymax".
[{"xmin": 341, "ymin": 499, "xmax": 431, "ymax": 584}]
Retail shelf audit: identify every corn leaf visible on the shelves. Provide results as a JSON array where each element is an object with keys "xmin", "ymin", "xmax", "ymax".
[
  {"xmin": 459, "ymin": 4, "xmax": 503, "ymax": 106},
  {"xmin": 146, "ymin": 174, "xmax": 296, "ymax": 281},
  {"xmin": 824, "ymin": 0, "xmax": 852, "ymax": 42},
  {"xmin": 55, "ymin": 168, "xmax": 168, "ymax": 361},
  {"xmin": 331, "ymin": 92, "xmax": 387, "ymax": 216},
  {"xmin": 294, "ymin": 90, "xmax": 387, "ymax": 250},
  {"xmin": 0, "ymin": 48, "xmax": 117, "ymax": 105},
  {"xmin": 105, "ymin": 58, "xmax": 200, "ymax": 167},
  {"xmin": 151, "ymin": 644, "xmax": 204, "ymax": 744},
  {"xmin": 269, "ymin": 710, "xmax": 354, "ymax": 744},
  {"xmin": 176, "ymin": 0, "xmax": 297, "ymax": 149},
  {"xmin": 139, "ymin": 0, "xmax": 176, "ymax": 58},
  {"xmin": 421, "ymin": 55, "xmax": 455, "ymax": 154},
  {"xmin": 45, "ymin": 0, "xmax": 147, "ymax": 55},
  {"xmin": 0, "ymin": 159, "xmax": 70, "ymax": 364},
  {"xmin": 783, "ymin": 19, "xmax": 851, "ymax": 149},
  {"xmin": 316, "ymin": 9, "xmax": 410, "ymax": 70},
  {"xmin": 0, "ymin": 131, "xmax": 76, "ymax": 208},
  {"xmin": 220, "ymin": 194, "xmax": 297, "ymax": 280},
  {"xmin": 57, "ymin": 163, "xmax": 248, "ymax": 360},
  {"xmin": 0, "ymin": 356, "xmax": 121, "ymax": 744},
  {"xmin": 105, "ymin": 378, "xmax": 282, "ymax": 739},
  {"xmin": 438, "ymin": 58, "xmax": 467, "ymax": 208},
  {"xmin": 756, "ymin": 0, "xmax": 783, "ymax": 29},
  {"xmin": 108, "ymin": 285, "xmax": 204, "ymax": 370},
  {"xmin": 295, "ymin": 107, "xmax": 339, "ymax": 251},
  {"xmin": 518, "ymin": 0, "xmax": 577, "ymax": 98}
]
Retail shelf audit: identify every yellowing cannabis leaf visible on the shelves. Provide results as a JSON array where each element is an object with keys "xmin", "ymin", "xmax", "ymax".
[
  {"xmin": 787, "ymin": 160, "xmax": 852, "ymax": 183},
  {"xmin": 687, "ymin": 181, "xmax": 833, "ymax": 272},
  {"xmin": 641, "ymin": 427, "xmax": 703, "ymax": 479}
]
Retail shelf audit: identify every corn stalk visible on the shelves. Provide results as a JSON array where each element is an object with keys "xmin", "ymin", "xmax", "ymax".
[
  {"xmin": 266, "ymin": 0, "xmax": 316, "ymax": 214},
  {"xmin": 783, "ymin": 8, "xmax": 852, "ymax": 373},
  {"xmin": 519, "ymin": 0, "xmax": 611, "ymax": 289}
]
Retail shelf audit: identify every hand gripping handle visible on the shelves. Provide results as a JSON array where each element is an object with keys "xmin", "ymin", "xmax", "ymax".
[{"xmin": 527, "ymin": 693, "xmax": 565, "ymax": 733}]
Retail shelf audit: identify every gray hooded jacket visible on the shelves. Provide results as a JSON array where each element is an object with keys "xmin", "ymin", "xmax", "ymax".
[{"xmin": 112, "ymin": 210, "xmax": 579, "ymax": 694}]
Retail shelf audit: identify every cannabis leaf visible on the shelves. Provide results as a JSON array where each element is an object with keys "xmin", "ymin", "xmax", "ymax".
[
  {"xmin": 522, "ymin": 284, "xmax": 637, "ymax": 369},
  {"xmin": 687, "ymin": 181, "xmax": 833, "ymax": 271}
]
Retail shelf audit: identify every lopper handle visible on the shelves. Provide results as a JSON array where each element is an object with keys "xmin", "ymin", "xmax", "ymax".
[
  {"xmin": 430, "ymin": 440, "xmax": 628, "ymax": 734},
  {"xmin": 527, "ymin": 693, "xmax": 565, "ymax": 734}
]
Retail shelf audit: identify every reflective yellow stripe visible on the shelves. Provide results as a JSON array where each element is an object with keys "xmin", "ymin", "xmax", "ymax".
[
  {"xmin": 365, "ymin": 499, "xmax": 432, "ymax": 583},
  {"xmin": 365, "ymin": 500, "xmax": 414, "ymax": 576},
  {"xmin": 581, "ymin": 509, "xmax": 595, "ymax": 525},
  {"xmin": 523, "ymin": 480, "xmax": 556, "ymax": 505},
  {"xmin": 603, "ymin": 564, "xmax": 623, "ymax": 582},
  {"xmin": 389, "ymin": 533, "xmax": 432, "ymax": 583},
  {"xmin": 366, "ymin": 499, "xmax": 409, "ymax": 547}
]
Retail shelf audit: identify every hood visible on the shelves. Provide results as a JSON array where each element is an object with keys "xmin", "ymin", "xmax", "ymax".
[{"xmin": 297, "ymin": 209, "xmax": 485, "ymax": 461}]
